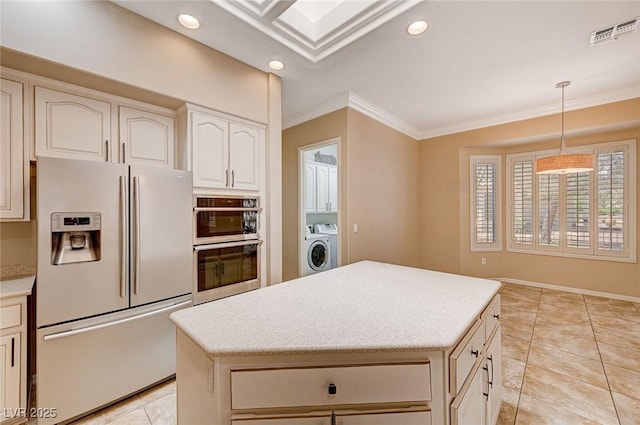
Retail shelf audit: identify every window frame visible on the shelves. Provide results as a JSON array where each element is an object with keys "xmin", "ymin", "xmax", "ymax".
[
  {"xmin": 470, "ymin": 155, "xmax": 502, "ymax": 252},
  {"xmin": 506, "ymin": 139, "xmax": 636, "ymax": 263}
]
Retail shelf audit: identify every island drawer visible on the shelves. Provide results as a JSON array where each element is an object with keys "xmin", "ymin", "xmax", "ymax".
[
  {"xmin": 0, "ymin": 304, "xmax": 21, "ymax": 330},
  {"xmin": 231, "ymin": 363, "xmax": 431, "ymax": 410},
  {"xmin": 449, "ymin": 319, "xmax": 483, "ymax": 396},
  {"xmin": 232, "ymin": 411, "xmax": 431, "ymax": 424},
  {"xmin": 482, "ymin": 294, "xmax": 500, "ymax": 342}
]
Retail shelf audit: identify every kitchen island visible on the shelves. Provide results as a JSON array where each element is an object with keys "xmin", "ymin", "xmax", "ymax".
[{"xmin": 171, "ymin": 261, "xmax": 502, "ymax": 425}]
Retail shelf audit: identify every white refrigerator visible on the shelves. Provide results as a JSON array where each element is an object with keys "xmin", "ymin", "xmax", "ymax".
[{"xmin": 36, "ymin": 157, "xmax": 193, "ymax": 425}]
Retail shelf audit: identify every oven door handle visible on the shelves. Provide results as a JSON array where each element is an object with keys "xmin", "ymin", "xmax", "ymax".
[
  {"xmin": 193, "ymin": 207, "xmax": 263, "ymax": 212},
  {"xmin": 194, "ymin": 240, "xmax": 263, "ymax": 251}
]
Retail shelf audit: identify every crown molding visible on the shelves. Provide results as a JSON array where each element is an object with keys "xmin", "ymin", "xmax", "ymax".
[{"xmin": 284, "ymin": 86, "xmax": 640, "ymax": 141}]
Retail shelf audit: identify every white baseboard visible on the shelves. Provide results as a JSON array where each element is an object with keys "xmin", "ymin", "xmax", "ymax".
[{"xmin": 494, "ymin": 277, "xmax": 640, "ymax": 304}]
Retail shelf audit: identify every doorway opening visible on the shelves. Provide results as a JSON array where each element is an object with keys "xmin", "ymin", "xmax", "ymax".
[{"xmin": 298, "ymin": 138, "xmax": 340, "ymax": 277}]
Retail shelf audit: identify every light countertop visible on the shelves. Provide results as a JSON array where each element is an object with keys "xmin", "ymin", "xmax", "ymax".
[
  {"xmin": 0, "ymin": 275, "xmax": 35, "ymax": 299},
  {"xmin": 170, "ymin": 261, "xmax": 501, "ymax": 356}
]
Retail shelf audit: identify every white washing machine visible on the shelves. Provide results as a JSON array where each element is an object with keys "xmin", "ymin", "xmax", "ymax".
[
  {"xmin": 304, "ymin": 226, "xmax": 331, "ymax": 275},
  {"xmin": 315, "ymin": 224, "xmax": 338, "ymax": 269}
]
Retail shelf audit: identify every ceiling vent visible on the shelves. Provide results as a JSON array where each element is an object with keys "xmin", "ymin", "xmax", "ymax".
[{"xmin": 589, "ymin": 17, "xmax": 639, "ymax": 46}]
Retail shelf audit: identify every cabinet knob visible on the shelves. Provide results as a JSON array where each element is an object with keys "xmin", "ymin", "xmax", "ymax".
[
  {"xmin": 471, "ymin": 349, "xmax": 479, "ymax": 358},
  {"xmin": 493, "ymin": 313, "xmax": 500, "ymax": 319},
  {"xmin": 328, "ymin": 383, "xmax": 337, "ymax": 395}
]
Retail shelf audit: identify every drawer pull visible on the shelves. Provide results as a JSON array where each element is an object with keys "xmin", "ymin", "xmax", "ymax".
[
  {"xmin": 488, "ymin": 355, "xmax": 494, "ymax": 387},
  {"xmin": 11, "ymin": 337, "xmax": 15, "ymax": 367},
  {"xmin": 328, "ymin": 383, "xmax": 337, "ymax": 395},
  {"xmin": 493, "ymin": 313, "xmax": 500, "ymax": 319},
  {"xmin": 471, "ymin": 349, "xmax": 479, "ymax": 357}
]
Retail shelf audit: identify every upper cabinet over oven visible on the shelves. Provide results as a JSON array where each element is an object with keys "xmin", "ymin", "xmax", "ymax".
[
  {"xmin": 34, "ymin": 85, "xmax": 175, "ymax": 168},
  {"xmin": 178, "ymin": 104, "xmax": 264, "ymax": 192}
]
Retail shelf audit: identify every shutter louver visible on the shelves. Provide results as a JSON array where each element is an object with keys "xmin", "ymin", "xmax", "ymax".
[
  {"xmin": 538, "ymin": 174, "xmax": 560, "ymax": 247},
  {"xmin": 475, "ymin": 163, "xmax": 496, "ymax": 244}
]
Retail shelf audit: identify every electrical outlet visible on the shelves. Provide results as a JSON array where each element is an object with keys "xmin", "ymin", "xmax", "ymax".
[
  {"xmin": 481, "ymin": 257, "xmax": 487, "ymax": 265},
  {"xmin": 353, "ymin": 223, "xmax": 358, "ymax": 233}
]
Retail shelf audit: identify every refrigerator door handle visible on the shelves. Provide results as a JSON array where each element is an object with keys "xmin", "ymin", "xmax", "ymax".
[
  {"xmin": 133, "ymin": 175, "xmax": 141, "ymax": 295},
  {"xmin": 120, "ymin": 176, "xmax": 128, "ymax": 298},
  {"xmin": 42, "ymin": 300, "xmax": 192, "ymax": 341}
]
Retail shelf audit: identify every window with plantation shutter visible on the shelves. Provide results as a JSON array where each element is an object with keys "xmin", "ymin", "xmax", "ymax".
[
  {"xmin": 506, "ymin": 140, "xmax": 635, "ymax": 262},
  {"xmin": 470, "ymin": 156, "xmax": 501, "ymax": 251}
]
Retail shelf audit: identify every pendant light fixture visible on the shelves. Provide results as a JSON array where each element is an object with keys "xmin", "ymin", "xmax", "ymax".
[{"xmin": 535, "ymin": 81, "xmax": 594, "ymax": 174}]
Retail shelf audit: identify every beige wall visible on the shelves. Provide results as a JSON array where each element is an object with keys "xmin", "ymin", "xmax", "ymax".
[
  {"xmin": 420, "ymin": 98, "xmax": 640, "ymax": 298},
  {"xmin": 282, "ymin": 109, "xmax": 348, "ymax": 282},
  {"xmin": 346, "ymin": 109, "xmax": 421, "ymax": 267},
  {"xmin": 281, "ymin": 108, "xmax": 420, "ymax": 281}
]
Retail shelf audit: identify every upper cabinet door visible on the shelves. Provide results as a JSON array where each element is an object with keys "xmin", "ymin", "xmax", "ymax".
[
  {"xmin": 35, "ymin": 86, "xmax": 111, "ymax": 162},
  {"xmin": 229, "ymin": 123, "xmax": 260, "ymax": 191},
  {"xmin": 316, "ymin": 164, "xmax": 329, "ymax": 212},
  {"xmin": 191, "ymin": 112, "xmax": 228, "ymax": 188},
  {"xmin": 119, "ymin": 106, "xmax": 174, "ymax": 168},
  {"xmin": 0, "ymin": 78, "xmax": 26, "ymax": 220},
  {"xmin": 305, "ymin": 162, "xmax": 317, "ymax": 213},
  {"xmin": 328, "ymin": 166, "xmax": 338, "ymax": 212}
]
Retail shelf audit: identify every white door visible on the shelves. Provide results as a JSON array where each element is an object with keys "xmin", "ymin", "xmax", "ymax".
[
  {"xmin": 305, "ymin": 162, "xmax": 317, "ymax": 213},
  {"xmin": 191, "ymin": 112, "xmax": 228, "ymax": 188},
  {"xmin": 130, "ymin": 165, "xmax": 192, "ymax": 306},
  {"xmin": 229, "ymin": 123, "xmax": 260, "ymax": 191},
  {"xmin": 35, "ymin": 86, "xmax": 111, "ymax": 161},
  {"xmin": 0, "ymin": 333, "xmax": 20, "ymax": 416},
  {"xmin": 0, "ymin": 78, "xmax": 25, "ymax": 220},
  {"xmin": 36, "ymin": 157, "xmax": 129, "ymax": 327},
  {"xmin": 316, "ymin": 164, "xmax": 329, "ymax": 212},
  {"xmin": 328, "ymin": 166, "xmax": 338, "ymax": 212},
  {"xmin": 451, "ymin": 364, "xmax": 486, "ymax": 425},
  {"xmin": 119, "ymin": 106, "xmax": 174, "ymax": 167}
]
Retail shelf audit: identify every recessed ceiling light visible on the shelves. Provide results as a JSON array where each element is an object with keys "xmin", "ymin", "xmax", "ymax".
[
  {"xmin": 178, "ymin": 14, "xmax": 200, "ymax": 30},
  {"xmin": 268, "ymin": 60, "xmax": 285, "ymax": 71},
  {"xmin": 407, "ymin": 20, "xmax": 428, "ymax": 35}
]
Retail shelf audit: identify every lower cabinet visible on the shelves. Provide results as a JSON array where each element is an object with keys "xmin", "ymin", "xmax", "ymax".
[
  {"xmin": 0, "ymin": 333, "xmax": 21, "ymax": 417},
  {"xmin": 1, "ymin": 294, "xmax": 28, "ymax": 425},
  {"xmin": 450, "ymin": 362, "xmax": 485, "ymax": 425}
]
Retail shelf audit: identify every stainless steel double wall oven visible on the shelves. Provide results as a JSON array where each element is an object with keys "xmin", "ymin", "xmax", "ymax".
[{"xmin": 192, "ymin": 196, "xmax": 262, "ymax": 305}]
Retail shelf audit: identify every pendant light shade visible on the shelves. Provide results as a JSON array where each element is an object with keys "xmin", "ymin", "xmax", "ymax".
[{"xmin": 535, "ymin": 81, "xmax": 594, "ymax": 174}]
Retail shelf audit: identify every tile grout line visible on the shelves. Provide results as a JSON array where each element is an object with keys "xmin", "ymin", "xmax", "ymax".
[
  {"xmin": 584, "ymin": 297, "xmax": 623, "ymax": 425},
  {"xmin": 510, "ymin": 286, "xmax": 541, "ymax": 425}
]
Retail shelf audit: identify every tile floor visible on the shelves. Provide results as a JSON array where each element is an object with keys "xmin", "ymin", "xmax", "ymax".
[{"xmin": 31, "ymin": 283, "xmax": 640, "ymax": 425}]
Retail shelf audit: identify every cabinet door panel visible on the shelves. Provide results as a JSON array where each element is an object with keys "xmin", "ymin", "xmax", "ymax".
[
  {"xmin": 35, "ymin": 86, "xmax": 110, "ymax": 161},
  {"xmin": 0, "ymin": 333, "xmax": 21, "ymax": 415},
  {"xmin": 316, "ymin": 164, "xmax": 329, "ymax": 212},
  {"xmin": 451, "ymin": 363, "xmax": 485, "ymax": 425},
  {"xmin": 0, "ymin": 78, "xmax": 25, "ymax": 220},
  {"xmin": 485, "ymin": 327, "xmax": 501, "ymax": 425},
  {"xmin": 305, "ymin": 162, "xmax": 317, "ymax": 213},
  {"xmin": 229, "ymin": 123, "xmax": 260, "ymax": 191},
  {"xmin": 328, "ymin": 166, "xmax": 338, "ymax": 212},
  {"xmin": 119, "ymin": 107, "xmax": 174, "ymax": 167},
  {"xmin": 192, "ymin": 113, "xmax": 228, "ymax": 188}
]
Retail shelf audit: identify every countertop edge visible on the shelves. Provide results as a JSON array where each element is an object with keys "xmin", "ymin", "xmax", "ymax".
[{"xmin": 0, "ymin": 275, "xmax": 36, "ymax": 299}]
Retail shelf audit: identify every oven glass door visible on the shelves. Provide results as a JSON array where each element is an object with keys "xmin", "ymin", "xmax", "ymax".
[
  {"xmin": 196, "ymin": 242, "xmax": 260, "ymax": 293},
  {"xmin": 194, "ymin": 197, "xmax": 259, "ymax": 243}
]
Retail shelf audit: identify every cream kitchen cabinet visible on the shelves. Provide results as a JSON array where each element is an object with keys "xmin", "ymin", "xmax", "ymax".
[
  {"xmin": 231, "ymin": 411, "xmax": 431, "ymax": 425},
  {"xmin": 0, "ymin": 77, "xmax": 29, "ymax": 221},
  {"xmin": 180, "ymin": 104, "xmax": 263, "ymax": 191},
  {"xmin": 35, "ymin": 86, "xmax": 175, "ymax": 167},
  {"xmin": 306, "ymin": 162, "xmax": 338, "ymax": 213},
  {"xmin": 35, "ymin": 86, "xmax": 111, "ymax": 162},
  {"xmin": 1, "ymin": 291, "xmax": 29, "ymax": 425},
  {"xmin": 118, "ymin": 106, "xmax": 174, "ymax": 167}
]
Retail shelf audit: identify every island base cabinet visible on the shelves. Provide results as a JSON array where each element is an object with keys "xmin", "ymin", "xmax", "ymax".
[
  {"xmin": 232, "ymin": 411, "xmax": 431, "ymax": 425},
  {"xmin": 450, "ymin": 362, "xmax": 485, "ymax": 425}
]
